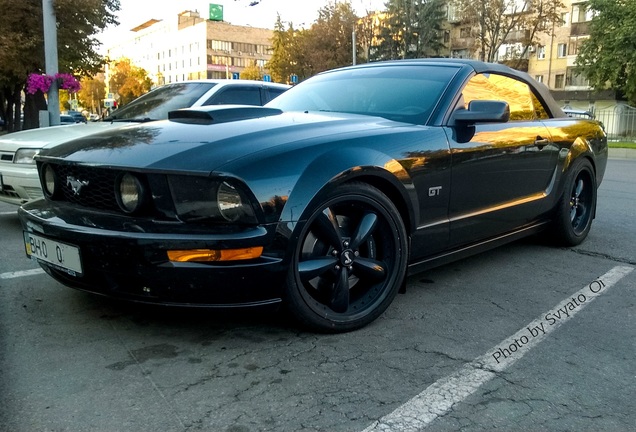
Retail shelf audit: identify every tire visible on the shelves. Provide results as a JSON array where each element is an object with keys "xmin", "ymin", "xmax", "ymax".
[
  {"xmin": 284, "ymin": 182, "xmax": 408, "ymax": 333},
  {"xmin": 551, "ymin": 158, "xmax": 597, "ymax": 246}
]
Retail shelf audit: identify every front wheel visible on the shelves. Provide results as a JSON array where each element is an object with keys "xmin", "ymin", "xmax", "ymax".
[
  {"xmin": 550, "ymin": 158, "xmax": 597, "ymax": 246},
  {"xmin": 284, "ymin": 183, "xmax": 408, "ymax": 332}
]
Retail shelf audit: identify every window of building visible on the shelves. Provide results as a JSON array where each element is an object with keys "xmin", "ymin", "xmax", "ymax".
[
  {"xmin": 459, "ymin": 27, "xmax": 471, "ymax": 38},
  {"xmin": 557, "ymin": 43, "xmax": 567, "ymax": 57},
  {"xmin": 555, "ymin": 74, "xmax": 565, "ymax": 89},
  {"xmin": 561, "ymin": 12, "xmax": 570, "ymax": 26},
  {"xmin": 208, "ymin": 39, "xmax": 232, "ymax": 52},
  {"xmin": 535, "ymin": 75, "xmax": 544, "ymax": 83},
  {"xmin": 537, "ymin": 45, "xmax": 546, "ymax": 60},
  {"xmin": 565, "ymin": 67, "xmax": 589, "ymax": 87},
  {"xmin": 572, "ymin": 4, "xmax": 594, "ymax": 23},
  {"xmin": 568, "ymin": 36, "xmax": 588, "ymax": 56}
]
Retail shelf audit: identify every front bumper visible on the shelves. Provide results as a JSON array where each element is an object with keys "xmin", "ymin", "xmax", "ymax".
[
  {"xmin": 0, "ymin": 162, "xmax": 42, "ymax": 205},
  {"xmin": 19, "ymin": 200, "xmax": 288, "ymax": 307}
]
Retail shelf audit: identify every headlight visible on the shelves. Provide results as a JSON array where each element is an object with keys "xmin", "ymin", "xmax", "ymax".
[
  {"xmin": 42, "ymin": 164, "xmax": 57, "ymax": 197},
  {"xmin": 116, "ymin": 173, "xmax": 147, "ymax": 213},
  {"xmin": 14, "ymin": 148, "xmax": 40, "ymax": 164},
  {"xmin": 217, "ymin": 182, "xmax": 243, "ymax": 221},
  {"xmin": 168, "ymin": 176, "xmax": 258, "ymax": 224}
]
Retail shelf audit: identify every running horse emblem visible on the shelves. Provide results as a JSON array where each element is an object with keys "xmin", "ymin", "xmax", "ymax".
[{"xmin": 66, "ymin": 176, "xmax": 90, "ymax": 196}]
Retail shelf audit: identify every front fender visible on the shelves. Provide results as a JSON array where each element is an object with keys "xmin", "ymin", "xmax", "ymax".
[{"xmin": 279, "ymin": 147, "xmax": 417, "ymax": 235}]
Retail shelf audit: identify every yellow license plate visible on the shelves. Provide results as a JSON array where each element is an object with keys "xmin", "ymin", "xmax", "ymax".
[{"xmin": 24, "ymin": 232, "xmax": 83, "ymax": 276}]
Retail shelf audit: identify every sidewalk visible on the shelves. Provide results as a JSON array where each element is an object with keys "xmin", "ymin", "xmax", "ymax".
[{"xmin": 608, "ymin": 148, "xmax": 636, "ymax": 159}]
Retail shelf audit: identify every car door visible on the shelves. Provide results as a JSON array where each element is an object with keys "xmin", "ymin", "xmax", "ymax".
[{"xmin": 447, "ymin": 72, "xmax": 558, "ymax": 246}]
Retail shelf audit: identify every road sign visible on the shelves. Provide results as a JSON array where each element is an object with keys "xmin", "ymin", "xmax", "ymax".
[
  {"xmin": 263, "ymin": 74, "xmax": 271, "ymax": 82},
  {"xmin": 290, "ymin": 74, "xmax": 298, "ymax": 84},
  {"xmin": 232, "ymin": 72, "xmax": 240, "ymax": 80}
]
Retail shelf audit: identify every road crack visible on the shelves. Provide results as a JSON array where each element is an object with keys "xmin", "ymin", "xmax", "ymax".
[{"xmin": 568, "ymin": 248, "xmax": 636, "ymax": 266}]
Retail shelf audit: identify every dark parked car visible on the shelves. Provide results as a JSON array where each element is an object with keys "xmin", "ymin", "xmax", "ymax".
[
  {"xmin": 59, "ymin": 115, "xmax": 80, "ymax": 125},
  {"xmin": 19, "ymin": 60, "xmax": 607, "ymax": 332},
  {"xmin": 66, "ymin": 111, "xmax": 87, "ymax": 123}
]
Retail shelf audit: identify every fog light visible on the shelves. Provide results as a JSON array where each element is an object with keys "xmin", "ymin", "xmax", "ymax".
[
  {"xmin": 116, "ymin": 173, "xmax": 145, "ymax": 213},
  {"xmin": 42, "ymin": 164, "xmax": 56, "ymax": 197}
]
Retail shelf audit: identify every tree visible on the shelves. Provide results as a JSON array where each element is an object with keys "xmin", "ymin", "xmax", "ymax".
[
  {"xmin": 268, "ymin": 2, "xmax": 363, "ymax": 83},
  {"xmin": 301, "ymin": 1, "xmax": 360, "ymax": 75},
  {"xmin": 454, "ymin": 0, "xmax": 563, "ymax": 64},
  {"xmin": 0, "ymin": 0, "xmax": 120, "ymax": 132},
  {"xmin": 78, "ymin": 76, "xmax": 106, "ymax": 115},
  {"xmin": 372, "ymin": 0, "xmax": 446, "ymax": 61},
  {"xmin": 576, "ymin": 0, "xmax": 636, "ymax": 105},
  {"xmin": 240, "ymin": 61, "xmax": 263, "ymax": 81},
  {"xmin": 267, "ymin": 15, "xmax": 305, "ymax": 83},
  {"xmin": 356, "ymin": 10, "xmax": 383, "ymax": 63},
  {"xmin": 108, "ymin": 58, "xmax": 153, "ymax": 105}
]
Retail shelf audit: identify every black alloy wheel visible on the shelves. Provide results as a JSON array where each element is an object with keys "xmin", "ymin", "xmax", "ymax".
[
  {"xmin": 551, "ymin": 158, "xmax": 596, "ymax": 246},
  {"xmin": 285, "ymin": 182, "xmax": 408, "ymax": 332}
]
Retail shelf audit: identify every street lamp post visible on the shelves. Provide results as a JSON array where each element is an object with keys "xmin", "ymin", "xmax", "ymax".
[{"xmin": 42, "ymin": 0, "xmax": 60, "ymax": 126}]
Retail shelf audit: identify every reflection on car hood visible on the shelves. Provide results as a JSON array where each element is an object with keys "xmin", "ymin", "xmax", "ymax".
[
  {"xmin": 38, "ymin": 112, "xmax": 406, "ymax": 172},
  {"xmin": 0, "ymin": 122, "xmax": 125, "ymax": 152}
]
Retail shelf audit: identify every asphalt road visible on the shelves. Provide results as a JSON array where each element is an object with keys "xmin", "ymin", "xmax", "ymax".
[{"xmin": 1, "ymin": 157, "xmax": 634, "ymax": 432}]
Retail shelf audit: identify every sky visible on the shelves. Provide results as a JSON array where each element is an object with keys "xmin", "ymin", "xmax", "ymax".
[{"xmin": 98, "ymin": 0, "xmax": 387, "ymax": 49}]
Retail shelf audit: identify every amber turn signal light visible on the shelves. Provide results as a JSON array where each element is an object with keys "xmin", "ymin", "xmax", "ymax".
[{"xmin": 167, "ymin": 247, "xmax": 263, "ymax": 262}]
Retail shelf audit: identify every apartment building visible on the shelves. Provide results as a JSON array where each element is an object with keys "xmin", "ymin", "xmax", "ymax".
[
  {"xmin": 446, "ymin": 1, "xmax": 623, "ymax": 109},
  {"xmin": 106, "ymin": 10, "xmax": 274, "ymax": 86}
]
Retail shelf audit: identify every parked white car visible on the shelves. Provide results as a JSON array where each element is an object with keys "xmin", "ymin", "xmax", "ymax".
[{"xmin": 0, "ymin": 79, "xmax": 289, "ymax": 205}]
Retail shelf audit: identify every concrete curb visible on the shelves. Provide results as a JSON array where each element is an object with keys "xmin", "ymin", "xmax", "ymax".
[{"xmin": 608, "ymin": 148, "xmax": 636, "ymax": 159}]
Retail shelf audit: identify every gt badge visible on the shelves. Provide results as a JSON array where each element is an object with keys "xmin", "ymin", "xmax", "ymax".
[{"xmin": 428, "ymin": 186, "xmax": 442, "ymax": 197}]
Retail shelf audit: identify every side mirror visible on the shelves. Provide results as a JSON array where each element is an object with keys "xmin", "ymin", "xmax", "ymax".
[{"xmin": 452, "ymin": 100, "xmax": 510, "ymax": 125}]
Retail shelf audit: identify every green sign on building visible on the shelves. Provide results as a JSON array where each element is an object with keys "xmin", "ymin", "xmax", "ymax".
[{"xmin": 209, "ymin": 3, "xmax": 223, "ymax": 21}]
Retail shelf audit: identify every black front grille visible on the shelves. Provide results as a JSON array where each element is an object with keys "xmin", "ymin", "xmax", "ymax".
[{"xmin": 53, "ymin": 164, "xmax": 121, "ymax": 211}]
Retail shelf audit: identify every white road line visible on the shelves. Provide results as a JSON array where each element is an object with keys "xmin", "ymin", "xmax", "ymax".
[
  {"xmin": 363, "ymin": 265, "xmax": 634, "ymax": 432},
  {"xmin": 0, "ymin": 211, "xmax": 18, "ymax": 216},
  {"xmin": 0, "ymin": 268, "xmax": 45, "ymax": 279}
]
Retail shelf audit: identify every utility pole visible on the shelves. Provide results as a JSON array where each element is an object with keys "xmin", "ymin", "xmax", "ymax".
[
  {"xmin": 352, "ymin": 27, "xmax": 357, "ymax": 65},
  {"xmin": 42, "ymin": 0, "xmax": 60, "ymax": 126}
]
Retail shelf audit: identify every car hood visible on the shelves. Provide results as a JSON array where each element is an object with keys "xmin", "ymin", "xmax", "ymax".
[
  {"xmin": 38, "ymin": 111, "xmax": 412, "ymax": 173},
  {"xmin": 0, "ymin": 122, "xmax": 128, "ymax": 152}
]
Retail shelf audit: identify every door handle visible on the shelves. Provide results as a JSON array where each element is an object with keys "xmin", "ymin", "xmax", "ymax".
[{"xmin": 534, "ymin": 137, "xmax": 550, "ymax": 149}]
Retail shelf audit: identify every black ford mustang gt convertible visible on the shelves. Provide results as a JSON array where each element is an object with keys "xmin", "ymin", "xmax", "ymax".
[{"xmin": 19, "ymin": 59, "xmax": 607, "ymax": 332}]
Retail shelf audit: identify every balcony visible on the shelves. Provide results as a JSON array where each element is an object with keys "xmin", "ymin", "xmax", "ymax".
[
  {"xmin": 504, "ymin": 29, "xmax": 531, "ymax": 43},
  {"xmin": 571, "ymin": 22, "xmax": 590, "ymax": 36}
]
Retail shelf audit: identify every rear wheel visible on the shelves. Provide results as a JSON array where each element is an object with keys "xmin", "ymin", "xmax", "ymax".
[
  {"xmin": 284, "ymin": 183, "xmax": 408, "ymax": 332},
  {"xmin": 551, "ymin": 158, "xmax": 596, "ymax": 246}
]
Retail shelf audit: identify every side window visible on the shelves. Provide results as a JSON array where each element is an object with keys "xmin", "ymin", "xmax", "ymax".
[
  {"xmin": 462, "ymin": 73, "xmax": 548, "ymax": 121},
  {"xmin": 264, "ymin": 87, "xmax": 287, "ymax": 103},
  {"xmin": 203, "ymin": 86, "xmax": 262, "ymax": 106}
]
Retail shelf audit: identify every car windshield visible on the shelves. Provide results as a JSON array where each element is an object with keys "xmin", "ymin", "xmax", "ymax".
[
  {"xmin": 267, "ymin": 65, "xmax": 458, "ymax": 125},
  {"xmin": 106, "ymin": 82, "xmax": 217, "ymax": 122}
]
